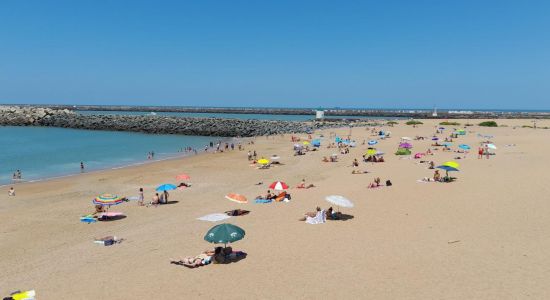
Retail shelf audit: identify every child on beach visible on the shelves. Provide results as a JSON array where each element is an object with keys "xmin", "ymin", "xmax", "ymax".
[
  {"xmin": 8, "ymin": 187, "xmax": 15, "ymax": 196},
  {"xmin": 138, "ymin": 188, "xmax": 144, "ymax": 206}
]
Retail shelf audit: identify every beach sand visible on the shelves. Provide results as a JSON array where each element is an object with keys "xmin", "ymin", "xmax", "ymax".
[{"xmin": 1, "ymin": 119, "xmax": 550, "ymax": 299}]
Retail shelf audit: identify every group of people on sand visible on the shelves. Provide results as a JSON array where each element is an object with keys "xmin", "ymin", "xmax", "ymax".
[
  {"xmin": 299, "ymin": 206, "xmax": 342, "ymax": 222},
  {"xmin": 256, "ymin": 190, "xmax": 291, "ymax": 202},
  {"xmin": 421, "ymin": 170, "xmax": 455, "ymax": 183},
  {"xmin": 363, "ymin": 155, "xmax": 385, "ymax": 163},
  {"xmin": 368, "ymin": 177, "xmax": 392, "ymax": 188},
  {"xmin": 171, "ymin": 246, "xmax": 246, "ymax": 268},
  {"xmin": 322, "ymin": 155, "xmax": 338, "ymax": 162},
  {"xmin": 136, "ymin": 188, "xmax": 171, "ymax": 206}
]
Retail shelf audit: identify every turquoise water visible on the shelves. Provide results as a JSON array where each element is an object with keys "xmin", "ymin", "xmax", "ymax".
[
  {"xmin": 0, "ymin": 126, "xmax": 221, "ymax": 185},
  {"xmin": 77, "ymin": 110, "xmax": 397, "ymax": 120}
]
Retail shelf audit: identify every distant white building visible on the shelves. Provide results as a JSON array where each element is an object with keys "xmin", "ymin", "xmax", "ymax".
[{"xmin": 315, "ymin": 108, "xmax": 325, "ymax": 119}]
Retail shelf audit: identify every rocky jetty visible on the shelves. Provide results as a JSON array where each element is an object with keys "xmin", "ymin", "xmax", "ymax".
[{"xmin": 0, "ymin": 106, "xmax": 361, "ymax": 137}]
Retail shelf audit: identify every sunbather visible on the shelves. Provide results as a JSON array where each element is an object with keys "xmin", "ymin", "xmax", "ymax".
[
  {"xmin": 299, "ymin": 206, "xmax": 322, "ymax": 221},
  {"xmin": 171, "ymin": 247, "xmax": 220, "ymax": 268},
  {"xmin": 296, "ymin": 179, "xmax": 315, "ymax": 189},
  {"xmin": 322, "ymin": 156, "xmax": 329, "ymax": 162},
  {"xmin": 351, "ymin": 170, "xmax": 368, "ymax": 174},
  {"xmin": 225, "ymin": 209, "xmax": 250, "ymax": 216}
]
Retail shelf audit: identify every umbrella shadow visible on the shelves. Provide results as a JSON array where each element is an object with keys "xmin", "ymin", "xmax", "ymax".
[
  {"xmin": 163, "ymin": 201, "xmax": 180, "ymax": 205},
  {"xmin": 221, "ymin": 252, "xmax": 248, "ymax": 264},
  {"xmin": 99, "ymin": 215, "xmax": 127, "ymax": 222}
]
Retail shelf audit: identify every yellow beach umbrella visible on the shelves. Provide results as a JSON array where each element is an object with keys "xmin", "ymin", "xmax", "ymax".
[
  {"xmin": 257, "ymin": 158, "xmax": 270, "ymax": 165},
  {"xmin": 302, "ymin": 141, "xmax": 310, "ymax": 145},
  {"xmin": 365, "ymin": 149, "xmax": 377, "ymax": 156},
  {"xmin": 442, "ymin": 161, "xmax": 460, "ymax": 169}
]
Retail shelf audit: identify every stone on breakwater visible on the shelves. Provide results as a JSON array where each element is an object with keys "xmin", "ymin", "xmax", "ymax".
[{"xmin": 0, "ymin": 106, "xmax": 352, "ymax": 137}]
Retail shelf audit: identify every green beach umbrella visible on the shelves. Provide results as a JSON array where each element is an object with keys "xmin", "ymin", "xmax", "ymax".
[{"xmin": 204, "ymin": 223, "xmax": 245, "ymax": 246}]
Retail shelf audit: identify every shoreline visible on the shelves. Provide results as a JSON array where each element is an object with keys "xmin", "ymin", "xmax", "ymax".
[{"xmin": 1, "ymin": 135, "xmax": 242, "ymax": 188}]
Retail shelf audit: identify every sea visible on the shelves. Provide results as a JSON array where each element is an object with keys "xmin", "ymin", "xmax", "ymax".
[{"xmin": 0, "ymin": 111, "xmax": 396, "ymax": 185}]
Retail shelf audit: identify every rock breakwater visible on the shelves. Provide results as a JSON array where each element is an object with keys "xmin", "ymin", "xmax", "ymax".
[{"xmin": 0, "ymin": 106, "xmax": 351, "ymax": 137}]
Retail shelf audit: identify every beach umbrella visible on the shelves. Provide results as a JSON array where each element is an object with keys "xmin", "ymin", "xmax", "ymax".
[
  {"xmin": 432, "ymin": 137, "xmax": 439, "ymax": 141},
  {"xmin": 486, "ymin": 143, "xmax": 497, "ymax": 150},
  {"xmin": 204, "ymin": 223, "xmax": 245, "ymax": 246},
  {"xmin": 93, "ymin": 194, "xmax": 124, "ymax": 206},
  {"xmin": 325, "ymin": 195, "xmax": 354, "ymax": 212},
  {"xmin": 365, "ymin": 149, "xmax": 377, "ymax": 156},
  {"xmin": 270, "ymin": 155, "xmax": 280, "ymax": 160},
  {"xmin": 225, "ymin": 193, "xmax": 248, "ymax": 204},
  {"xmin": 257, "ymin": 158, "xmax": 270, "ymax": 165},
  {"xmin": 302, "ymin": 141, "xmax": 310, "ymax": 145},
  {"xmin": 442, "ymin": 142, "xmax": 452, "ymax": 147},
  {"xmin": 368, "ymin": 140, "xmax": 378, "ymax": 145},
  {"xmin": 312, "ymin": 139, "xmax": 321, "ymax": 147},
  {"xmin": 269, "ymin": 181, "xmax": 289, "ymax": 190},
  {"xmin": 335, "ymin": 137, "xmax": 342, "ymax": 143},
  {"xmin": 436, "ymin": 165, "xmax": 459, "ymax": 177},
  {"xmin": 156, "ymin": 184, "xmax": 177, "ymax": 192},
  {"xmin": 439, "ymin": 127, "xmax": 445, "ymax": 130},
  {"xmin": 442, "ymin": 161, "xmax": 460, "ymax": 169},
  {"xmin": 458, "ymin": 144, "xmax": 471, "ymax": 150},
  {"xmin": 176, "ymin": 173, "xmax": 191, "ymax": 180},
  {"xmin": 399, "ymin": 142, "xmax": 413, "ymax": 149},
  {"xmin": 401, "ymin": 137, "xmax": 412, "ymax": 141}
]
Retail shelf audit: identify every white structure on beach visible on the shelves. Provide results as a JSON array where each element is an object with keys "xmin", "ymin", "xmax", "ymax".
[
  {"xmin": 315, "ymin": 108, "xmax": 325, "ymax": 119},
  {"xmin": 432, "ymin": 106, "xmax": 438, "ymax": 117}
]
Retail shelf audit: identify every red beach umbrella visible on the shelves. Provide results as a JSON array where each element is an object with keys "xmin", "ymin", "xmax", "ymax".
[{"xmin": 269, "ymin": 181, "xmax": 289, "ymax": 190}]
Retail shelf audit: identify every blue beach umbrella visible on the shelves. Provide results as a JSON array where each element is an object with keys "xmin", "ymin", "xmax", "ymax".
[
  {"xmin": 156, "ymin": 184, "xmax": 177, "ymax": 192},
  {"xmin": 312, "ymin": 139, "xmax": 321, "ymax": 147},
  {"xmin": 432, "ymin": 137, "xmax": 439, "ymax": 141},
  {"xmin": 368, "ymin": 140, "xmax": 378, "ymax": 145},
  {"xmin": 436, "ymin": 165, "xmax": 459, "ymax": 178},
  {"xmin": 442, "ymin": 142, "xmax": 452, "ymax": 147},
  {"xmin": 459, "ymin": 144, "xmax": 471, "ymax": 150}
]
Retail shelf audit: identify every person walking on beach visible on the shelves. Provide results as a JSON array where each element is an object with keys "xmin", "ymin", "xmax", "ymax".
[
  {"xmin": 138, "ymin": 188, "xmax": 144, "ymax": 206},
  {"xmin": 485, "ymin": 145, "xmax": 489, "ymax": 159},
  {"xmin": 247, "ymin": 151, "xmax": 252, "ymax": 161},
  {"xmin": 478, "ymin": 147, "xmax": 483, "ymax": 159},
  {"xmin": 253, "ymin": 150, "xmax": 257, "ymax": 160},
  {"xmin": 80, "ymin": 161, "xmax": 85, "ymax": 172}
]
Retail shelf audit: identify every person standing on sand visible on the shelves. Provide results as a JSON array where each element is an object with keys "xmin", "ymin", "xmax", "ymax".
[
  {"xmin": 253, "ymin": 150, "xmax": 257, "ymax": 160},
  {"xmin": 8, "ymin": 187, "xmax": 15, "ymax": 196},
  {"xmin": 163, "ymin": 190, "xmax": 169, "ymax": 203},
  {"xmin": 138, "ymin": 188, "xmax": 144, "ymax": 206}
]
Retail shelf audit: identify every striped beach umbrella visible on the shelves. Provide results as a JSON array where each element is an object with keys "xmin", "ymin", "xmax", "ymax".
[
  {"xmin": 93, "ymin": 194, "xmax": 124, "ymax": 206},
  {"xmin": 269, "ymin": 181, "xmax": 289, "ymax": 190},
  {"xmin": 225, "ymin": 193, "xmax": 248, "ymax": 204}
]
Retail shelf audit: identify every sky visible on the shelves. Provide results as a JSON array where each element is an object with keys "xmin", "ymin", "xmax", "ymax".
[{"xmin": 0, "ymin": 0, "xmax": 549, "ymax": 109}]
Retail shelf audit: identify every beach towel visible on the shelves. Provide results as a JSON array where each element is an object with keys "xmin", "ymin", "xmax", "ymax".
[
  {"xmin": 306, "ymin": 210, "xmax": 326, "ymax": 224},
  {"xmin": 197, "ymin": 213, "xmax": 231, "ymax": 222},
  {"xmin": 255, "ymin": 198, "xmax": 272, "ymax": 204}
]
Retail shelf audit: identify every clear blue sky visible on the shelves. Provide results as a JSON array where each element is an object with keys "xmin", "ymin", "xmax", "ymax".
[{"xmin": 1, "ymin": 0, "xmax": 549, "ymax": 109}]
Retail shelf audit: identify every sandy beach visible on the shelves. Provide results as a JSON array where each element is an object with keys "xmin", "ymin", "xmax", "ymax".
[{"xmin": 1, "ymin": 119, "xmax": 550, "ymax": 300}]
